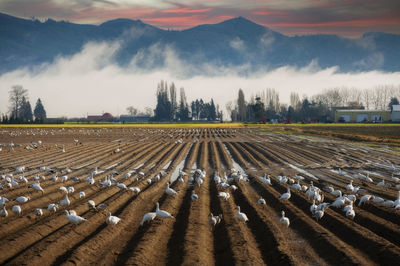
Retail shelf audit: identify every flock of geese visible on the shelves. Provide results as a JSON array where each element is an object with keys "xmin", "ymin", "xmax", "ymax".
[{"xmin": 1, "ymin": 137, "xmax": 400, "ymax": 240}]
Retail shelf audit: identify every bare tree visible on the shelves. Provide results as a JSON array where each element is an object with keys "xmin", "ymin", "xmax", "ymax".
[
  {"xmin": 9, "ymin": 85, "xmax": 28, "ymax": 119},
  {"xmin": 126, "ymin": 106, "xmax": 138, "ymax": 116}
]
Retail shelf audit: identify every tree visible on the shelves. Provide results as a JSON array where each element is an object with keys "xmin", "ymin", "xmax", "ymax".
[
  {"xmin": 9, "ymin": 85, "xmax": 28, "ymax": 120},
  {"xmin": 154, "ymin": 80, "xmax": 173, "ymax": 121},
  {"xmin": 34, "ymin": 98, "xmax": 46, "ymax": 122},
  {"xmin": 178, "ymin": 87, "xmax": 190, "ymax": 121},
  {"xmin": 169, "ymin": 82, "xmax": 177, "ymax": 120},
  {"xmin": 237, "ymin": 89, "xmax": 246, "ymax": 122},
  {"xmin": 126, "ymin": 106, "xmax": 138, "ymax": 116},
  {"xmin": 20, "ymin": 97, "xmax": 33, "ymax": 122},
  {"xmin": 388, "ymin": 97, "xmax": 399, "ymax": 111}
]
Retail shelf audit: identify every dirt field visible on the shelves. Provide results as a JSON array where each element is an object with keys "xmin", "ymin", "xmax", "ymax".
[{"xmin": 0, "ymin": 127, "xmax": 399, "ymax": 265}]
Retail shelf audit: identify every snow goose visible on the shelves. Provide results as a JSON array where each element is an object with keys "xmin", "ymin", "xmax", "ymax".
[
  {"xmin": 279, "ymin": 187, "xmax": 291, "ymax": 201},
  {"xmin": 291, "ymin": 180, "xmax": 301, "ymax": 191},
  {"xmin": 258, "ymin": 198, "xmax": 266, "ymax": 205},
  {"xmin": 218, "ymin": 192, "xmax": 230, "ymax": 201},
  {"xmin": 34, "ymin": 208, "xmax": 43, "ymax": 216},
  {"xmin": 61, "ymin": 175, "xmax": 68, "ymax": 183},
  {"xmin": 155, "ymin": 202, "xmax": 174, "ymax": 219},
  {"xmin": 59, "ymin": 186, "xmax": 68, "ymax": 194},
  {"xmin": 358, "ymin": 194, "xmax": 372, "ymax": 206},
  {"xmin": 47, "ymin": 203, "xmax": 59, "ymax": 212},
  {"xmin": 260, "ymin": 174, "xmax": 272, "ymax": 185},
  {"xmin": 165, "ymin": 182, "xmax": 178, "ymax": 196},
  {"xmin": 372, "ymin": 196, "xmax": 384, "ymax": 204},
  {"xmin": 236, "ymin": 206, "xmax": 249, "ymax": 222},
  {"xmin": 67, "ymin": 186, "xmax": 75, "ymax": 194},
  {"xmin": 394, "ymin": 191, "xmax": 400, "ymax": 207},
  {"xmin": 280, "ymin": 211, "xmax": 290, "ymax": 227},
  {"xmin": 117, "ymin": 183, "xmax": 127, "ymax": 190},
  {"xmin": 312, "ymin": 209, "xmax": 324, "ymax": 221},
  {"xmin": 79, "ymin": 191, "xmax": 86, "ymax": 198},
  {"xmin": 310, "ymin": 200, "xmax": 317, "ymax": 213},
  {"xmin": 209, "ymin": 213, "xmax": 217, "ymax": 227},
  {"xmin": 65, "ymin": 210, "xmax": 86, "ymax": 224},
  {"xmin": 346, "ymin": 208, "xmax": 355, "ymax": 220},
  {"xmin": 140, "ymin": 212, "xmax": 156, "ymax": 226},
  {"xmin": 29, "ymin": 182, "xmax": 44, "ymax": 195},
  {"xmin": 191, "ymin": 190, "xmax": 199, "ymax": 201},
  {"xmin": 383, "ymin": 200, "xmax": 394, "ymax": 208},
  {"xmin": 106, "ymin": 212, "xmax": 121, "ymax": 225},
  {"xmin": 12, "ymin": 205, "xmax": 22, "ymax": 216},
  {"xmin": 87, "ymin": 200, "xmax": 97, "ymax": 211},
  {"xmin": 60, "ymin": 195, "xmax": 70, "ymax": 206},
  {"xmin": 15, "ymin": 196, "xmax": 30, "ymax": 203},
  {"xmin": 129, "ymin": 187, "xmax": 141, "ymax": 194},
  {"xmin": 376, "ymin": 179, "xmax": 385, "ymax": 187},
  {"xmin": 0, "ymin": 206, "xmax": 8, "ymax": 217},
  {"xmin": 346, "ymin": 180, "xmax": 354, "ymax": 192}
]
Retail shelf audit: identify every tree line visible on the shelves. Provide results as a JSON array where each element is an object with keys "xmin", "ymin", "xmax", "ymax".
[
  {"xmin": 152, "ymin": 80, "xmax": 222, "ymax": 122},
  {"xmin": 228, "ymin": 86, "xmax": 400, "ymax": 123},
  {"xmin": 1, "ymin": 85, "xmax": 47, "ymax": 124}
]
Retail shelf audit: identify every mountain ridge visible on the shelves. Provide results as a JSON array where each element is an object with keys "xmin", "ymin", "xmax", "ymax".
[{"xmin": 0, "ymin": 12, "xmax": 399, "ymax": 74}]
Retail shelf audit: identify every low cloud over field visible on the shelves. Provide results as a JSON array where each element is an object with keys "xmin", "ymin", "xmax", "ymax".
[{"xmin": 0, "ymin": 41, "xmax": 399, "ymax": 118}]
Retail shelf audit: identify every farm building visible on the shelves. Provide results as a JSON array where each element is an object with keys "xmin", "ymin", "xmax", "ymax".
[
  {"xmin": 119, "ymin": 114, "xmax": 151, "ymax": 123},
  {"xmin": 335, "ymin": 109, "xmax": 391, "ymax": 122},
  {"xmin": 392, "ymin": 105, "xmax": 400, "ymax": 122},
  {"xmin": 87, "ymin": 112, "xmax": 113, "ymax": 122}
]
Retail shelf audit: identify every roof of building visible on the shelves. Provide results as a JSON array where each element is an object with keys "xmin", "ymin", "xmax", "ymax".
[{"xmin": 336, "ymin": 109, "xmax": 389, "ymax": 113}]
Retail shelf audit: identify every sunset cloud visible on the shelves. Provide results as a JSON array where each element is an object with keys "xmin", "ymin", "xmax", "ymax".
[{"xmin": 0, "ymin": 0, "xmax": 399, "ymax": 36}]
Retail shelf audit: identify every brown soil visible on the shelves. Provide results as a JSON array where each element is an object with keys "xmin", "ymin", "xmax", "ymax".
[{"xmin": 0, "ymin": 127, "xmax": 399, "ymax": 265}]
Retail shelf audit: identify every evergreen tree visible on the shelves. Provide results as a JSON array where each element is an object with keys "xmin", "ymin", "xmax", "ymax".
[
  {"xmin": 237, "ymin": 89, "xmax": 246, "ymax": 122},
  {"xmin": 388, "ymin": 97, "xmax": 399, "ymax": 111},
  {"xmin": 20, "ymin": 96, "xmax": 33, "ymax": 122},
  {"xmin": 34, "ymin": 98, "xmax": 46, "ymax": 122}
]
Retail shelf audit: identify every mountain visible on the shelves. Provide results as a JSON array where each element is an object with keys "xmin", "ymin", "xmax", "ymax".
[{"xmin": 1, "ymin": 13, "xmax": 400, "ymax": 74}]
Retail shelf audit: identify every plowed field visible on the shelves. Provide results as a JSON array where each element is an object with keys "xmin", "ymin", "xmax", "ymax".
[{"xmin": 0, "ymin": 127, "xmax": 399, "ymax": 265}]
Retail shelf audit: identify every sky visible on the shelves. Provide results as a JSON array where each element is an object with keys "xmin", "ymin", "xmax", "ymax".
[{"xmin": 1, "ymin": 0, "xmax": 400, "ymax": 37}]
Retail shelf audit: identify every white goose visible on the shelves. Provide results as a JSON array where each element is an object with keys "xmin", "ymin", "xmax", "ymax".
[
  {"xmin": 60, "ymin": 195, "xmax": 70, "ymax": 206},
  {"xmin": 394, "ymin": 191, "xmax": 400, "ymax": 207},
  {"xmin": 15, "ymin": 196, "xmax": 30, "ymax": 203},
  {"xmin": 67, "ymin": 186, "xmax": 75, "ymax": 194},
  {"xmin": 59, "ymin": 186, "xmax": 68, "ymax": 194},
  {"xmin": 29, "ymin": 182, "xmax": 44, "ymax": 195},
  {"xmin": 310, "ymin": 200, "xmax": 317, "ymax": 213},
  {"xmin": 47, "ymin": 203, "xmax": 59, "ymax": 212},
  {"xmin": 34, "ymin": 208, "xmax": 43, "ymax": 216},
  {"xmin": 260, "ymin": 174, "xmax": 272, "ymax": 185},
  {"xmin": 235, "ymin": 206, "xmax": 249, "ymax": 222},
  {"xmin": 165, "ymin": 182, "xmax": 178, "ymax": 195},
  {"xmin": 87, "ymin": 200, "xmax": 97, "ymax": 211},
  {"xmin": 218, "ymin": 192, "xmax": 230, "ymax": 201},
  {"xmin": 279, "ymin": 188, "xmax": 291, "ymax": 201},
  {"xmin": 65, "ymin": 210, "xmax": 86, "ymax": 224},
  {"xmin": 129, "ymin": 187, "xmax": 141, "ymax": 194},
  {"xmin": 258, "ymin": 198, "xmax": 266, "ymax": 205},
  {"xmin": 191, "ymin": 190, "xmax": 199, "ymax": 201},
  {"xmin": 346, "ymin": 180, "xmax": 354, "ymax": 192},
  {"xmin": 0, "ymin": 206, "xmax": 8, "ymax": 217},
  {"xmin": 376, "ymin": 179, "xmax": 385, "ymax": 187},
  {"xmin": 358, "ymin": 194, "xmax": 372, "ymax": 206},
  {"xmin": 312, "ymin": 209, "xmax": 324, "ymax": 221},
  {"xmin": 291, "ymin": 180, "xmax": 301, "ymax": 191},
  {"xmin": 346, "ymin": 208, "xmax": 355, "ymax": 219},
  {"xmin": 12, "ymin": 205, "xmax": 22, "ymax": 216},
  {"xmin": 280, "ymin": 211, "xmax": 290, "ymax": 227},
  {"xmin": 155, "ymin": 202, "xmax": 174, "ymax": 219},
  {"xmin": 140, "ymin": 212, "xmax": 157, "ymax": 226},
  {"xmin": 79, "ymin": 191, "xmax": 86, "ymax": 198},
  {"xmin": 106, "ymin": 212, "xmax": 121, "ymax": 225}
]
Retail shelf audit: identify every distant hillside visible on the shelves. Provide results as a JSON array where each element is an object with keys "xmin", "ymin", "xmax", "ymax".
[{"xmin": 1, "ymin": 13, "xmax": 400, "ymax": 74}]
